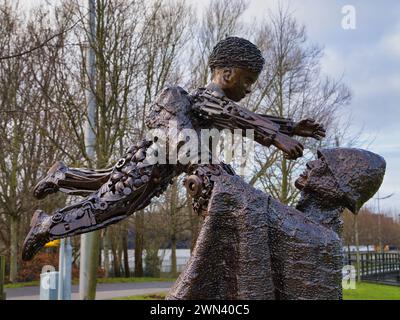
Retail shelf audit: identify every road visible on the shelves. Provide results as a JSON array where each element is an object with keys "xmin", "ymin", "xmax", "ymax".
[{"xmin": 5, "ymin": 281, "xmax": 175, "ymax": 300}]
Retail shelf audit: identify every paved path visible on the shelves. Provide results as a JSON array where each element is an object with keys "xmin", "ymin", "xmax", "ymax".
[{"xmin": 6, "ymin": 282, "xmax": 174, "ymax": 300}]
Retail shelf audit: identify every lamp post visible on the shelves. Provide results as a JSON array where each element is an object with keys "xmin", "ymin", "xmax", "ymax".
[
  {"xmin": 80, "ymin": 0, "xmax": 99, "ymax": 300},
  {"xmin": 374, "ymin": 192, "xmax": 394, "ymax": 252}
]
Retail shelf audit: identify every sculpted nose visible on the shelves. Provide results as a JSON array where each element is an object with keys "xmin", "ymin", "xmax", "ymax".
[{"xmin": 307, "ymin": 160, "xmax": 319, "ymax": 170}]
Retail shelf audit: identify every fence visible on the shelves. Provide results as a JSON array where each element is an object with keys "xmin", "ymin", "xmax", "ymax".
[
  {"xmin": 0, "ymin": 255, "xmax": 5, "ymax": 300},
  {"xmin": 344, "ymin": 252, "xmax": 400, "ymax": 282}
]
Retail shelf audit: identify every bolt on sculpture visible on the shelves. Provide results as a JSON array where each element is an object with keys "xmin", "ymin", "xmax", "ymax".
[{"xmin": 22, "ymin": 37, "xmax": 386, "ymax": 300}]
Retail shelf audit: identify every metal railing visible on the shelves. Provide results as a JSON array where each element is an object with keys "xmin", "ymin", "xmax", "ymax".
[{"xmin": 344, "ymin": 252, "xmax": 400, "ymax": 281}]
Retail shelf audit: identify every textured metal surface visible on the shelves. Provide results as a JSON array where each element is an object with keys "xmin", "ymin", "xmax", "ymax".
[
  {"xmin": 21, "ymin": 82, "xmax": 386, "ymax": 301},
  {"xmin": 167, "ymin": 173, "xmax": 342, "ymax": 300},
  {"xmin": 167, "ymin": 148, "xmax": 386, "ymax": 300},
  {"xmin": 23, "ymin": 84, "xmax": 303, "ymax": 261}
]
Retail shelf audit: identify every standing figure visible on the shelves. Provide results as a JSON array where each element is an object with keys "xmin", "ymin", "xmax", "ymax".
[
  {"xmin": 166, "ymin": 148, "xmax": 385, "ymax": 300},
  {"xmin": 22, "ymin": 37, "xmax": 325, "ymax": 263}
]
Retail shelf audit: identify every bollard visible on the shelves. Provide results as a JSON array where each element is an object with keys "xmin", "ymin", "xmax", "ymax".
[
  {"xmin": 40, "ymin": 271, "xmax": 59, "ymax": 300},
  {"xmin": 58, "ymin": 238, "xmax": 72, "ymax": 300},
  {"xmin": 0, "ymin": 255, "xmax": 6, "ymax": 300}
]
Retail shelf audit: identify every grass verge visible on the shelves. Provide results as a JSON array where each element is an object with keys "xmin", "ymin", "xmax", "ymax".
[
  {"xmin": 112, "ymin": 292, "xmax": 167, "ymax": 300},
  {"xmin": 112, "ymin": 282, "xmax": 400, "ymax": 300},
  {"xmin": 5, "ymin": 277, "xmax": 176, "ymax": 289},
  {"xmin": 343, "ymin": 282, "xmax": 400, "ymax": 300}
]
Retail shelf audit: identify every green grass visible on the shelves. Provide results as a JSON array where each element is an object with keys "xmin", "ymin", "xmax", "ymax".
[
  {"xmin": 343, "ymin": 282, "xmax": 400, "ymax": 300},
  {"xmin": 4, "ymin": 277, "xmax": 176, "ymax": 289},
  {"xmin": 97, "ymin": 277, "xmax": 176, "ymax": 284},
  {"xmin": 112, "ymin": 282, "xmax": 400, "ymax": 300},
  {"xmin": 4, "ymin": 281, "xmax": 40, "ymax": 289},
  {"xmin": 7, "ymin": 279, "xmax": 399, "ymax": 300},
  {"xmin": 112, "ymin": 292, "xmax": 167, "ymax": 300}
]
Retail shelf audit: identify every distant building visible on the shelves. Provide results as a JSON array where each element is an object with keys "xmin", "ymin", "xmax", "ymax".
[{"xmin": 101, "ymin": 249, "xmax": 191, "ymax": 274}]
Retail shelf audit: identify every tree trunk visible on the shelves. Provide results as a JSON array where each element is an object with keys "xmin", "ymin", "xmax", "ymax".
[
  {"xmin": 103, "ymin": 229, "xmax": 110, "ymax": 277},
  {"xmin": 280, "ymin": 157, "xmax": 289, "ymax": 204},
  {"xmin": 171, "ymin": 235, "xmax": 177, "ymax": 277},
  {"xmin": 122, "ymin": 228, "xmax": 130, "ymax": 278},
  {"xmin": 117, "ymin": 246, "xmax": 123, "ymax": 277},
  {"xmin": 9, "ymin": 215, "xmax": 18, "ymax": 283},
  {"xmin": 134, "ymin": 210, "xmax": 144, "ymax": 277},
  {"xmin": 111, "ymin": 244, "xmax": 121, "ymax": 278},
  {"xmin": 87, "ymin": 230, "xmax": 101, "ymax": 299},
  {"xmin": 188, "ymin": 190, "xmax": 200, "ymax": 253},
  {"xmin": 170, "ymin": 179, "xmax": 178, "ymax": 277}
]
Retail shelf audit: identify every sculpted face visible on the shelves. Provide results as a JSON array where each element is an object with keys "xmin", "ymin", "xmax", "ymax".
[
  {"xmin": 212, "ymin": 67, "xmax": 259, "ymax": 102},
  {"xmin": 295, "ymin": 154, "xmax": 345, "ymax": 204},
  {"xmin": 295, "ymin": 158, "xmax": 327, "ymax": 191},
  {"xmin": 296, "ymin": 148, "xmax": 387, "ymax": 213}
]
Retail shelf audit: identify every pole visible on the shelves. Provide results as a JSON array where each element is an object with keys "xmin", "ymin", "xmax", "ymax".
[
  {"xmin": 58, "ymin": 238, "xmax": 72, "ymax": 300},
  {"xmin": 374, "ymin": 193, "xmax": 395, "ymax": 253},
  {"xmin": 80, "ymin": 0, "xmax": 100, "ymax": 300},
  {"xmin": 377, "ymin": 192, "xmax": 382, "ymax": 252},
  {"xmin": 58, "ymin": 238, "xmax": 65, "ymax": 299},
  {"xmin": 354, "ymin": 215, "xmax": 361, "ymax": 282},
  {"xmin": 0, "ymin": 255, "xmax": 6, "ymax": 300}
]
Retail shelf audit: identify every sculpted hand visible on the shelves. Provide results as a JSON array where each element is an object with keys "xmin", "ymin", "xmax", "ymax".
[
  {"xmin": 293, "ymin": 119, "xmax": 326, "ymax": 140},
  {"xmin": 273, "ymin": 133, "xmax": 304, "ymax": 160}
]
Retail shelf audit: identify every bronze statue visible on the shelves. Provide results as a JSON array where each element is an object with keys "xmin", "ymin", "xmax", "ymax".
[
  {"xmin": 21, "ymin": 37, "xmax": 386, "ymax": 300},
  {"xmin": 166, "ymin": 148, "xmax": 385, "ymax": 299},
  {"xmin": 22, "ymin": 37, "xmax": 324, "ymax": 261}
]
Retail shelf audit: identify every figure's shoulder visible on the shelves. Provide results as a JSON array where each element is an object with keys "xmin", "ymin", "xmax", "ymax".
[
  {"xmin": 154, "ymin": 85, "xmax": 191, "ymax": 107},
  {"xmin": 146, "ymin": 85, "xmax": 193, "ymax": 130}
]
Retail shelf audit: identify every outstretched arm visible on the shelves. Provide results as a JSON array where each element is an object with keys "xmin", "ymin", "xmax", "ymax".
[
  {"xmin": 192, "ymin": 89, "xmax": 304, "ymax": 159},
  {"xmin": 259, "ymin": 114, "xmax": 295, "ymax": 136},
  {"xmin": 259, "ymin": 115, "xmax": 326, "ymax": 140}
]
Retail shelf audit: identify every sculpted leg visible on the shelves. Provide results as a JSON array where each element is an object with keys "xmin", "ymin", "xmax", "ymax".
[
  {"xmin": 33, "ymin": 161, "xmax": 113, "ymax": 199},
  {"xmin": 22, "ymin": 140, "xmax": 179, "ymax": 261}
]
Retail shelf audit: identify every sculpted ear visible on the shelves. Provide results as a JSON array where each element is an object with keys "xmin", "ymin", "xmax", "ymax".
[{"xmin": 222, "ymin": 68, "xmax": 234, "ymax": 84}]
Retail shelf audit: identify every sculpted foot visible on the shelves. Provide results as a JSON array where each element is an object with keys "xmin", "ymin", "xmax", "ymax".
[
  {"xmin": 22, "ymin": 210, "xmax": 52, "ymax": 261},
  {"xmin": 33, "ymin": 161, "xmax": 67, "ymax": 199}
]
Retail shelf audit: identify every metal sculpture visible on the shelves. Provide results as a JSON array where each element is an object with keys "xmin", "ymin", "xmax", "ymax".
[
  {"xmin": 21, "ymin": 37, "xmax": 386, "ymax": 300},
  {"xmin": 23, "ymin": 37, "xmax": 324, "ymax": 261},
  {"xmin": 166, "ymin": 148, "xmax": 385, "ymax": 300}
]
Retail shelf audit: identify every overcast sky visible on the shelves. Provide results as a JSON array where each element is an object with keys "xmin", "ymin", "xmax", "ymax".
[
  {"xmin": 237, "ymin": 1, "xmax": 400, "ymax": 214},
  {"xmin": 242, "ymin": 0, "xmax": 400, "ymax": 215},
  {"xmin": 18, "ymin": 0, "xmax": 400, "ymax": 214}
]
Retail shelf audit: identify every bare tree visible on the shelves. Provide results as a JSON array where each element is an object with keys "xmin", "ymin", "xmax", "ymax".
[
  {"xmin": 0, "ymin": 1, "xmax": 70, "ymax": 281},
  {"xmin": 186, "ymin": 0, "xmax": 248, "ymax": 89},
  {"xmin": 244, "ymin": 6, "xmax": 351, "ymax": 205}
]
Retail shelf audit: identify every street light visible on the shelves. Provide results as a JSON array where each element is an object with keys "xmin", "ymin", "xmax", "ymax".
[{"xmin": 374, "ymin": 192, "xmax": 395, "ymax": 252}]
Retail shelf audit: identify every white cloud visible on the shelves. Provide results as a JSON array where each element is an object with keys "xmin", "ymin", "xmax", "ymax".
[
  {"xmin": 379, "ymin": 24, "xmax": 400, "ymax": 58},
  {"xmin": 320, "ymin": 47, "xmax": 346, "ymax": 78}
]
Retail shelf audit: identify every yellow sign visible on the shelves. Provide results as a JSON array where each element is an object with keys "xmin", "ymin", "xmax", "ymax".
[{"xmin": 44, "ymin": 240, "xmax": 60, "ymax": 248}]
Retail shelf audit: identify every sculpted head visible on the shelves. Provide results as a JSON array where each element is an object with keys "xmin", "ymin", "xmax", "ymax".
[
  {"xmin": 295, "ymin": 148, "xmax": 386, "ymax": 213},
  {"xmin": 208, "ymin": 37, "xmax": 265, "ymax": 102}
]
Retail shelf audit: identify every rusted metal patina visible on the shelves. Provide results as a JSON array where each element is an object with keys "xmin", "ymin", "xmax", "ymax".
[
  {"xmin": 22, "ymin": 37, "xmax": 385, "ymax": 299},
  {"xmin": 167, "ymin": 148, "xmax": 385, "ymax": 300}
]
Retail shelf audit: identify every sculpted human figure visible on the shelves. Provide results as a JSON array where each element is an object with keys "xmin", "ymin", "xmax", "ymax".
[
  {"xmin": 166, "ymin": 148, "xmax": 385, "ymax": 300},
  {"xmin": 22, "ymin": 37, "xmax": 325, "ymax": 261}
]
